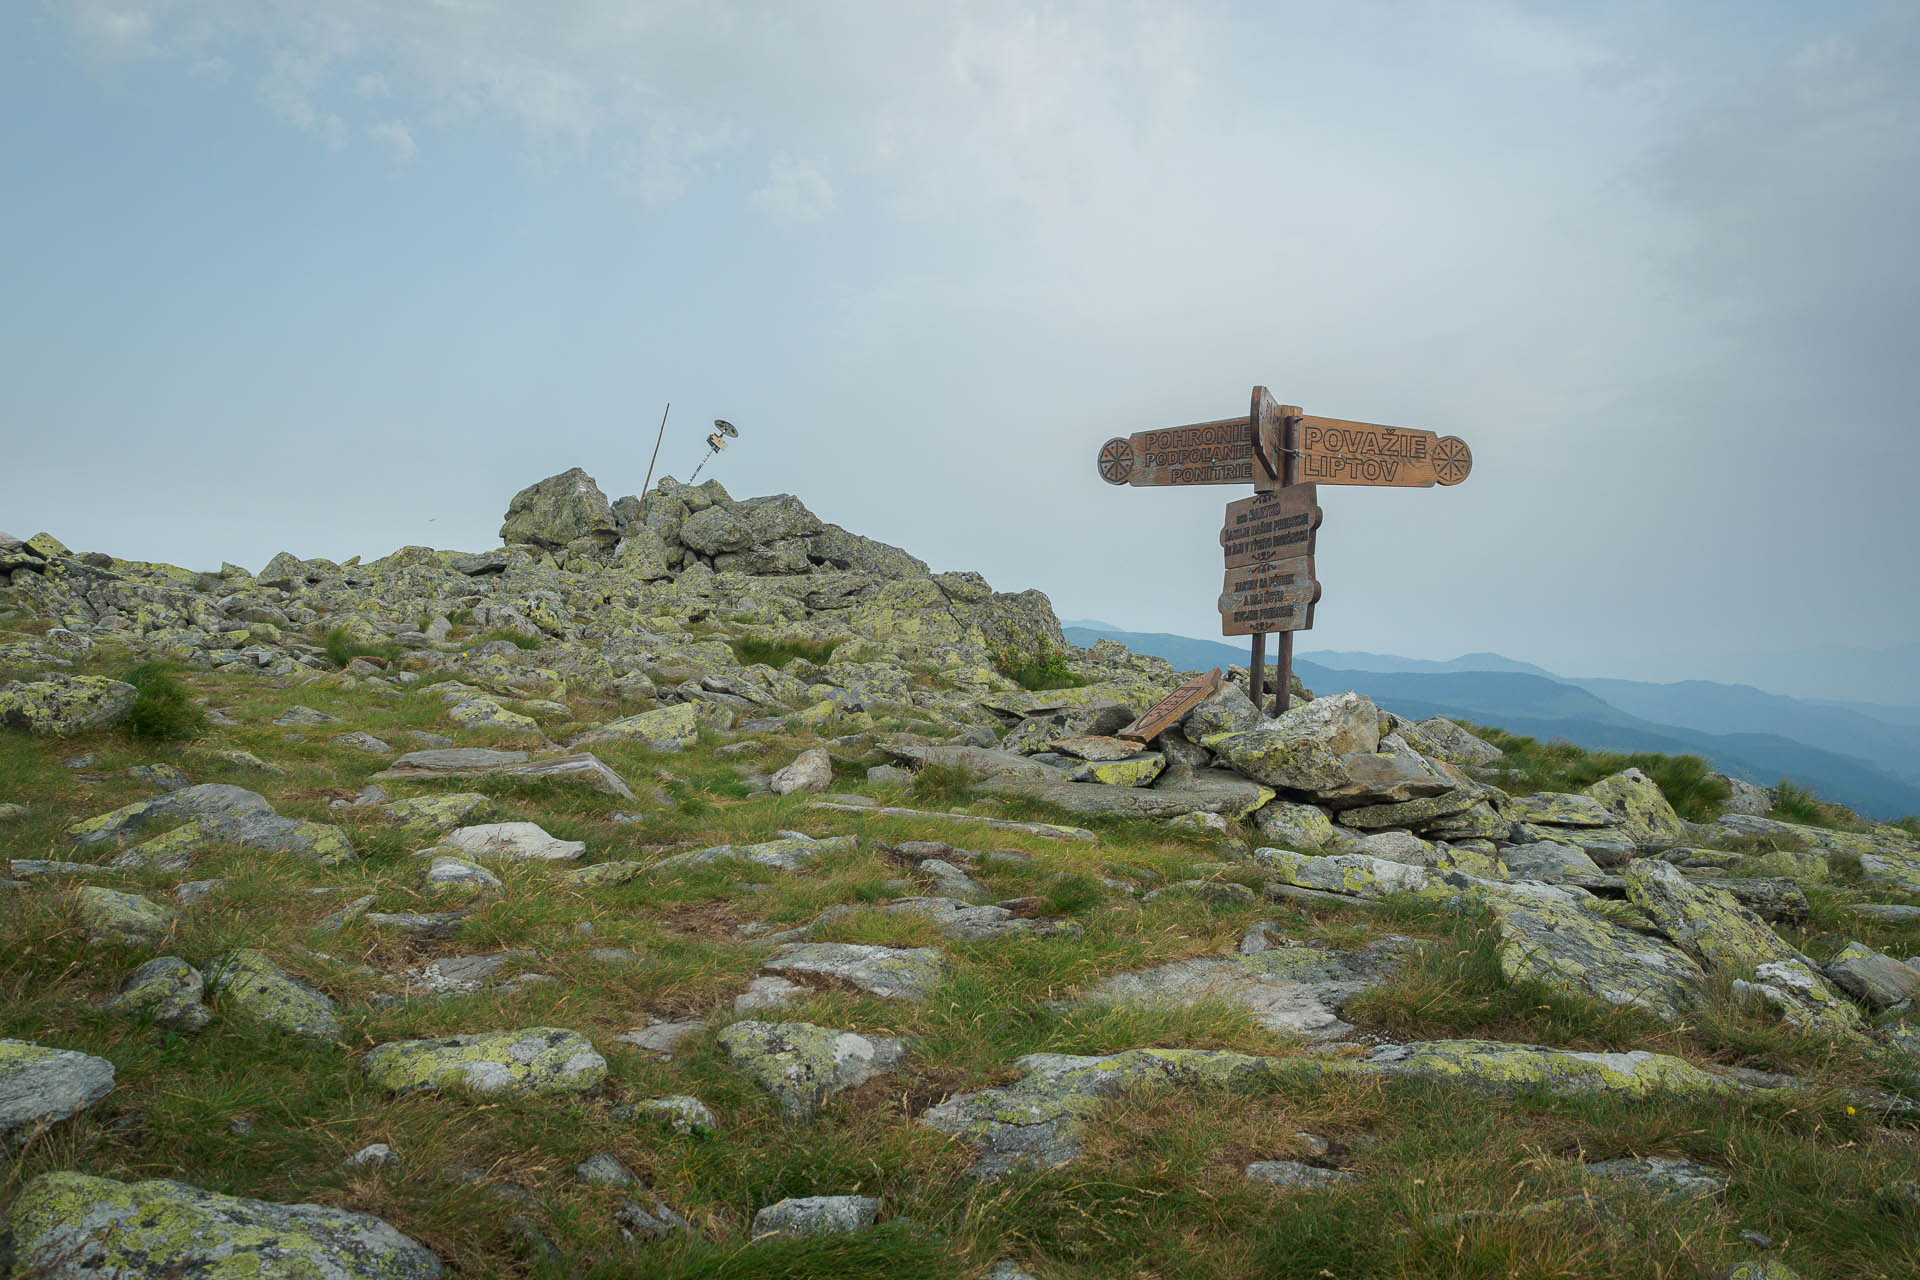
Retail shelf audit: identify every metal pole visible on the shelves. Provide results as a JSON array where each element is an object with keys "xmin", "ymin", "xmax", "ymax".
[
  {"xmin": 641, "ymin": 403, "xmax": 671, "ymax": 498},
  {"xmin": 1249, "ymin": 633, "xmax": 1266, "ymax": 709}
]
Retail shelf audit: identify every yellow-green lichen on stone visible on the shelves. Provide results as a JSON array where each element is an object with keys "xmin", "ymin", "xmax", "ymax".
[
  {"xmin": 3, "ymin": 1171, "xmax": 444, "ymax": 1279},
  {"xmin": 205, "ymin": 949, "xmax": 341, "ymax": 1041},
  {"xmin": 362, "ymin": 1027, "xmax": 606, "ymax": 1096}
]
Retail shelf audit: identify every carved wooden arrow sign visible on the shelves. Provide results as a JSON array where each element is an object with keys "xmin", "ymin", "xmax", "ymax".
[{"xmin": 1098, "ymin": 404, "xmax": 1471, "ymax": 489}]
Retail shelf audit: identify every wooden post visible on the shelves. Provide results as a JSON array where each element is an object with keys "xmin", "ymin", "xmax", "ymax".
[
  {"xmin": 1270, "ymin": 410, "xmax": 1301, "ymax": 716},
  {"xmin": 1249, "ymin": 633, "xmax": 1266, "ymax": 708}
]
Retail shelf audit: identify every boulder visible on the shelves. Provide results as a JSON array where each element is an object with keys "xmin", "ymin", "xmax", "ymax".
[
  {"xmin": 75, "ymin": 886, "xmax": 175, "ymax": 945},
  {"xmin": 1486, "ymin": 895, "xmax": 1705, "ymax": 1023},
  {"xmin": 1823, "ymin": 942, "xmax": 1920, "ymax": 1009},
  {"xmin": 751, "ymin": 1195, "xmax": 879, "ymax": 1238},
  {"xmin": 716, "ymin": 1021, "xmax": 905, "ymax": 1122},
  {"xmin": 363, "ymin": 1028, "xmax": 606, "ymax": 1096},
  {"xmin": 1624, "ymin": 860, "xmax": 1861, "ymax": 1037},
  {"xmin": 0, "ymin": 675, "xmax": 138, "ymax": 735},
  {"xmin": 1182, "ymin": 683, "xmax": 1262, "ymax": 740},
  {"xmin": 1082, "ymin": 940, "xmax": 1404, "ymax": 1041},
  {"xmin": 205, "ymin": 949, "xmax": 341, "ymax": 1040},
  {"xmin": 1583, "ymin": 768, "xmax": 1688, "ymax": 845},
  {"xmin": 68, "ymin": 784, "xmax": 355, "ymax": 865},
  {"xmin": 1506, "ymin": 793, "xmax": 1615, "ymax": 827},
  {"xmin": 1274, "ymin": 692, "xmax": 1381, "ymax": 756},
  {"xmin": 101, "ymin": 956, "xmax": 209, "ymax": 1031},
  {"xmin": 571, "ymin": 701, "xmax": 730, "ymax": 749},
  {"xmin": 1202, "ymin": 729, "xmax": 1348, "ymax": 794},
  {"xmin": 1, "ymin": 1040, "xmax": 115, "ymax": 1148},
  {"xmin": 770, "ymin": 747, "xmax": 835, "ymax": 796},
  {"xmin": 1414, "ymin": 717, "xmax": 1503, "ymax": 766},
  {"xmin": 761, "ymin": 943, "xmax": 948, "ymax": 1002},
  {"xmin": 3, "ymin": 1171, "xmax": 442, "ymax": 1278},
  {"xmin": 500, "ymin": 467, "xmax": 617, "ymax": 550},
  {"xmin": 443, "ymin": 822, "xmax": 585, "ymax": 862},
  {"xmin": 1251, "ymin": 800, "xmax": 1336, "ymax": 850}
]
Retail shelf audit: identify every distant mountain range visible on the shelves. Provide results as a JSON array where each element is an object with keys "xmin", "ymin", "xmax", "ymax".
[{"xmin": 1059, "ymin": 622, "xmax": 1920, "ymax": 820}]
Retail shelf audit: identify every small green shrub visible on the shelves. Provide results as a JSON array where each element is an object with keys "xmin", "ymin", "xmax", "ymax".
[
  {"xmin": 991, "ymin": 639, "xmax": 1086, "ymax": 693},
  {"xmin": 120, "ymin": 661, "xmax": 205, "ymax": 742},
  {"xmin": 1893, "ymin": 816, "xmax": 1920, "ymax": 839},
  {"xmin": 732, "ymin": 636, "xmax": 839, "ymax": 668},
  {"xmin": 1467, "ymin": 726, "xmax": 1731, "ymax": 823},
  {"xmin": 1769, "ymin": 780, "xmax": 1869, "ymax": 832}
]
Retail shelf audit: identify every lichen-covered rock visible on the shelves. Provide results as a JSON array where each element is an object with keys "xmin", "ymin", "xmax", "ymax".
[
  {"xmin": 1355, "ymin": 1039, "xmax": 1738, "ymax": 1100},
  {"xmin": 0, "ymin": 674, "xmax": 138, "ymax": 735},
  {"xmin": 75, "ymin": 886, "xmax": 176, "ymax": 945},
  {"xmin": 1823, "ymin": 942, "xmax": 1920, "ymax": 1010},
  {"xmin": 629, "ymin": 1094, "xmax": 719, "ymax": 1135},
  {"xmin": 1583, "ymin": 768, "xmax": 1688, "ymax": 845},
  {"xmin": 0, "ymin": 1040, "xmax": 115, "ymax": 1147},
  {"xmin": 1336, "ymin": 789, "xmax": 1481, "ymax": 830},
  {"xmin": 422, "ymin": 854, "xmax": 503, "ymax": 895},
  {"xmin": 571, "ymin": 700, "xmax": 730, "ymax": 749},
  {"xmin": 770, "ymin": 747, "xmax": 834, "ymax": 795},
  {"xmin": 68, "ymin": 783, "xmax": 355, "ymax": 865},
  {"xmin": 1583, "ymin": 1156, "xmax": 1727, "ymax": 1200},
  {"xmin": 4, "ymin": 1171, "xmax": 443, "ymax": 1278},
  {"xmin": 1182, "ymin": 683, "xmax": 1261, "ymax": 740},
  {"xmin": 1414, "ymin": 717, "xmax": 1503, "ymax": 766},
  {"xmin": 363, "ymin": 1028, "xmax": 606, "ymax": 1096},
  {"xmin": 1083, "ymin": 940, "xmax": 1404, "ymax": 1041},
  {"xmin": 206, "ymin": 949, "xmax": 341, "ymax": 1040},
  {"xmin": 378, "ymin": 792, "xmax": 496, "ymax": 838},
  {"xmin": 1274, "ymin": 691, "xmax": 1381, "ymax": 756},
  {"xmin": 716, "ymin": 1021, "xmax": 905, "ymax": 1122},
  {"xmin": 1068, "ymin": 753, "xmax": 1165, "ymax": 787},
  {"xmin": 1624, "ymin": 860, "xmax": 1862, "ymax": 1037},
  {"xmin": 651, "ymin": 834, "xmax": 856, "ymax": 874},
  {"xmin": 1251, "ymin": 800, "xmax": 1336, "ymax": 850},
  {"xmin": 761, "ymin": 943, "xmax": 949, "ymax": 1002},
  {"xmin": 443, "ymin": 821, "xmax": 584, "ymax": 862},
  {"xmin": 447, "ymin": 696, "xmax": 539, "ymax": 732},
  {"xmin": 1202, "ymin": 728, "xmax": 1348, "ymax": 793},
  {"xmin": 1506, "ymin": 792, "xmax": 1616, "ymax": 827},
  {"xmin": 751, "ymin": 1194, "xmax": 879, "ymax": 1238},
  {"xmin": 101, "ymin": 956, "xmax": 209, "ymax": 1031},
  {"xmin": 500, "ymin": 466, "xmax": 617, "ymax": 550},
  {"xmin": 1485, "ymin": 895, "xmax": 1705, "ymax": 1023},
  {"xmin": 1245, "ymin": 1159, "xmax": 1360, "ymax": 1189}
]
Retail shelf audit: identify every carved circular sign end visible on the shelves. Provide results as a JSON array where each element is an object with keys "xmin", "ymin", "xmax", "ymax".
[
  {"xmin": 1097, "ymin": 436, "xmax": 1136, "ymax": 485},
  {"xmin": 1433, "ymin": 436, "xmax": 1472, "ymax": 485}
]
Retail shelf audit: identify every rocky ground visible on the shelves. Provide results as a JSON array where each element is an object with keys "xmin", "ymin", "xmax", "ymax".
[{"xmin": 1, "ymin": 470, "xmax": 1918, "ymax": 1278}]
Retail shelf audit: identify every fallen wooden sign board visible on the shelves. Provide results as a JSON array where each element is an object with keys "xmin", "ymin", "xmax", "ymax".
[{"xmin": 1117, "ymin": 668, "xmax": 1220, "ymax": 743}]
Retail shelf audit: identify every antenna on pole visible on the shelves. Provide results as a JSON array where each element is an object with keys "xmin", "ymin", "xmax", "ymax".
[
  {"xmin": 688, "ymin": 419, "xmax": 739, "ymax": 482},
  {"xmin": 641, "ymin": 403, "xmax": 671, "ymax": 497}
]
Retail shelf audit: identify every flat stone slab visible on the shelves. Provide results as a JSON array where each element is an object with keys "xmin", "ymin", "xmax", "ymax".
[
  {"xmin": 1, "ymin": 1039, "xmax": 115, "ymax": 1147},
  {"xmin": 1245, "ymin": 1159, "xmax": 1360, "ymax": 1189},
  {"xmin": 4, "ymin": 1171, "xmax": 442, "ymax": 1278},
  {"xmin": 1582, "ymin": 1156, "xmax": 1727, "ymax": 1200},
  {"xmin": 923, "ymin": 1039, "xmax": 1740, "ymax": 1179},
  {"xmin": 363, "ymin": 1027, "xmax": 606, "ymax": 1096},
  {"xmin": 1082, "ymin": 940, "xmax": 1407, "ymax": 1041},
  {"xmin": 69, "ymin": 783, "xmax": 354, "ymax": 864},
  {"xmin": 443, "ymin": 822, "xmax": 584, "ymax": 862},
  {"xmin": 810, "ymin": 801, "xmax": 1096, "ymax": 842},
  {"xmin": 651, "ymin": 834, "xmax": 855, "ymax": 873},
  {"xmin": 716, "ymin": 1021, "xmax": 905, "ymax": 1122},
  {"xmin": 374, "ymin": 750, "xmax": 635, "ymax": 800},
  {"xmin": 762, "ymin": 943, "xmax": 949, "ymax": 1002},
  {"xmin": 1506, "ymin": 793, "xmax": 1616, "ymax": 827}
]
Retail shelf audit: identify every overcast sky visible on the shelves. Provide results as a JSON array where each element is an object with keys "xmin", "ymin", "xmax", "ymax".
[{"xmin": 3, "ymin": 2, "xmax": 1916, "ymax": 697}]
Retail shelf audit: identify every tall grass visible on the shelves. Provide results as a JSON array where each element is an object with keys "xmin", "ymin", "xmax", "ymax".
[
  {"xmin": 1466, "ymin": 726, "xmax": 1730, "ymax": 822},
  {"xmin": 120, "ymin": 661, "xmax": 205, "ymax": 742}
]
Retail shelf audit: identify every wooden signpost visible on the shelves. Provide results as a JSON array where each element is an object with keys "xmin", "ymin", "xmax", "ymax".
[{"xmin": 1098, "ymin": 387, "xmax": 1473, "ymax": 714}]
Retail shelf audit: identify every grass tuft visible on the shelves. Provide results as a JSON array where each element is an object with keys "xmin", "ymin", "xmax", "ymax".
[
  {"xmin": 731, "ymin": 636, "xmax": 840, "ymax": 669},
  {"xmin": 1467, "ymin": 726, "xmax": 1731, "ymax": 822},
  {"xmin": 989, "ymin": 639, "xmax": 1085, "ymax": 693},
  {"xmin": 120, "ymin": 660, "xmax": 206, "ymax": 742}
]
